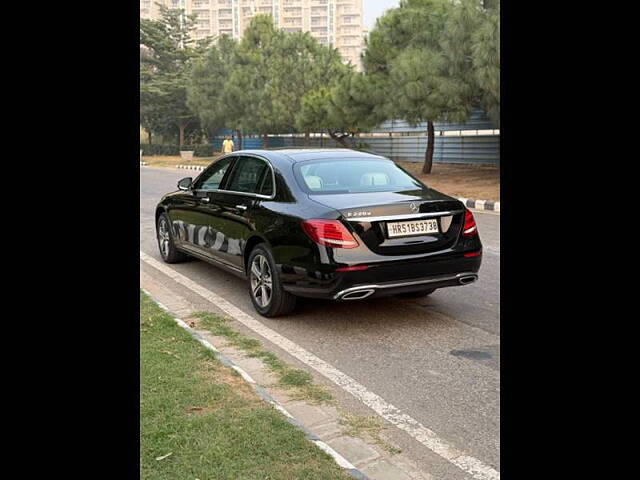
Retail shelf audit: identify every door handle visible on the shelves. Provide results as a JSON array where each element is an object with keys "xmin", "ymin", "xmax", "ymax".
[
  {"xmin": 200, "ymin": 197, "xmax": 210, "ymax": 203},
  {"xmin": 235, "ymin": 205, "xmax": 247, "ymax": 210}
]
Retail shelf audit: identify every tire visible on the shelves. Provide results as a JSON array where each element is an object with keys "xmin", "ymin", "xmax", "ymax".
[
  {"xmin": 157, "ymin": 213, "xmax": 189, "ymax": 264},
  {"xmin": 247, "ymin": 243, "xmax": 297, "ymax": 317},
  {"xmin": 397, "ymin": 288, "xmax": 436, "ymax": 299}
]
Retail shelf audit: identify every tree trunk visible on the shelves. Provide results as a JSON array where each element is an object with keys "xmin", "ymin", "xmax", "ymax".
[
  {"xmin": 236, "ymin": 129, "xmax": 243, "ymax": 150},
  {"xmin": 178, "ymin": 124, "xmax": 185, "ymax": 147},
  {"xmin": 328, "ymin": 131, "xmax": 350, "ymax": 148},
  {"xmin": 262, "ymin": 133, "xmax": 269, "ymax": 149},
  {"xmin": 148, "ymin": 130, "xmax": 152, "ymax": 145},
  {"xmin": 304, "ymin": 131, "xmax": 310, "ymax": 146},
  {"xmin": 423, "ymin": 121, "xmax": 435, "ymax": 174},
  {"xmin": 177, "ymin": 119, "xmax": 192, "ymax": 147}
]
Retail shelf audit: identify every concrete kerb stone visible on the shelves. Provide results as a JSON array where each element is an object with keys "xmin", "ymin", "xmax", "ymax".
[
  {"xmin": 458, "ymin": 197, "xmax": 500, "ymax": 212},
  {"xmin": 329, "ymin": 436, "xmax": 381, "ymax": 467},
  {"xmin": 362, "ymin": 460, "xmax": 416, "ymax": 480},
  {"xmin": 178, "ymin": 164, "xmax": 206, "ymax": 171}
]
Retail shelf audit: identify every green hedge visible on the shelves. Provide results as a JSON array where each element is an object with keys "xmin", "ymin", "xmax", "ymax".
[{"xmin": 140, "ymin": 144, "xmax": 215, "ymax": 157}]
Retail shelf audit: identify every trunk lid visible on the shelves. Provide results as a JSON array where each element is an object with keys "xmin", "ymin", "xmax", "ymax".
[{"xmin": 309, "ymin": 188, "xmax": 466, "ymax": 255}]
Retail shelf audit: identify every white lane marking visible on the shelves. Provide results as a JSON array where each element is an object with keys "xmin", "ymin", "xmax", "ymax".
[{"xmin": 140, "ymin": 250, "xmax": 500, "ymax": 480}]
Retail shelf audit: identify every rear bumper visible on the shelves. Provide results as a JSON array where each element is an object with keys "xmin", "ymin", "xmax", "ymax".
[
  {"xmin": 333, "ymin": 271, "xmax": 478, "ymax": 300},
  {"xmin": 280, "ymin": 252, "xmax": 482, "ymax": 300}
]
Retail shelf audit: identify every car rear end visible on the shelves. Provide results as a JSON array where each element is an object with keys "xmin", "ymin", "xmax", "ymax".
[{"xmin": 281, "ymin": 154, "xmax": 482, "ymax": 300}]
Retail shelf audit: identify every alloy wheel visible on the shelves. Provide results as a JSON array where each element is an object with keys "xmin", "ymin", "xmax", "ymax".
[
  {"xmin": 250, "ymin": 254, "xmax": 273, "ymax": 308},
  {"xmin": 158, "ymin": 218, "xmax": 170, "ymax": 259}
]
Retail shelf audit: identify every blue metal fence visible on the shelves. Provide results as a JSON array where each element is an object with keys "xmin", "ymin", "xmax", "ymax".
[
  {"xmin": 261, "ymin": 135, "xmax": 500, "ymax": 165},
  {"xmin": 360, "ymin": 135, "xmax": 499, "ymax": 164},
  {"xmin": 372, "ymin": 109, "xmax": 496, "ymax": 133},
  {"xmin": 211, "ymin": 109, "xmax": 499, "ymax": 165}
]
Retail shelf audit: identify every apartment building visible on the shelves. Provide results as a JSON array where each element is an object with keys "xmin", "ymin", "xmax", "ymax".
[{"xmin": 140, "ymin": 0, "xmax": 365, "ymax": 68}]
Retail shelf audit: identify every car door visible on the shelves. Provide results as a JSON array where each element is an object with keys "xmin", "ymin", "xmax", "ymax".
[
  {"xmin": 169, "ymin": 155, "xmax": 237, "ymax": 260},
  {"xmin": 205, "ymin": 155, "xmax": 275, "ymax": 271}
]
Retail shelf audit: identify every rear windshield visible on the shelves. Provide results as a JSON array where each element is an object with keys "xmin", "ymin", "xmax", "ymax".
[{"xmin": 294, "ymin": 158, "xmax": 424, "ymax": 194}]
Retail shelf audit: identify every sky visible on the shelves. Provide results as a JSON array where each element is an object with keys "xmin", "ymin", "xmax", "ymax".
[{"xmin": 363, "ymin": 0, "xmax": 400, "ymax": 31}]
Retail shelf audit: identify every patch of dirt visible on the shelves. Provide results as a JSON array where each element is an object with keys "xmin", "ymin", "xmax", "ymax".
[
  {"xmin": 184, "ymin": 405, "xmax": 217, "ymax": 416},
  {"xmin": 185, "ymin": 316, "xmax": 201, "ymax": 329},
  {"xmin": 198, "ymin": 361, "xmax": 259, "ymax": 404},
  {"xmin": 398, "ymin": 162, "xmax": 500, "ymax": 201}
]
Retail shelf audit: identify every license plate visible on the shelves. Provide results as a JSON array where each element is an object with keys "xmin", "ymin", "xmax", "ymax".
[{"xmin": 387, "ymin": 219, "xmax": 439, "ymax": 237}]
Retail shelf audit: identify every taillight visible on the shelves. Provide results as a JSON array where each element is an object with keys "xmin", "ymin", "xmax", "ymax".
[
  {"xmin": 463, "ymin": 209, "xmax": 478, "ymax": 237},
  {"xmin": 301, "ymin": 219, "xmax": 359, "ymax": 249}
]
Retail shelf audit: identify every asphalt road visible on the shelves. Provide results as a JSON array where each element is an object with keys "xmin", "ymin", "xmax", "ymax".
[{"xmin": 140, "ymin": 166, "xmax": 500, "ymax": 479}]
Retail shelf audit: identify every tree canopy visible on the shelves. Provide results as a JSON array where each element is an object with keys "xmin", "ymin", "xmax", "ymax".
[
  {"xmin": 143, "ymin": 2, "xmax": 500, "ymax": 161},
  {"xmin": 187, "ymin": 15, "xmax": 355, "ymax": 148},
  {"xmin": 361, "ymin": 0, "xmax": 499, "ymax": 172},
  {"xmin": 140, "ymin": 6, "xmax": 208, "ymax": 146}
]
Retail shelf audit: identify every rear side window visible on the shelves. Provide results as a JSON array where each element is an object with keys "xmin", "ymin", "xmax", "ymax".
[
  {"xmin": 194, "ymin": 156, "xmax": 235, "ymax": 191},
  {"xmin": 294, "ymin": 158, "xmax": 423, "ymax": 194},
  {"xmin": 259, "ymin": 169, "xmax": 274, "ymax": 196},
  {"xmin": 225, "ymin": 156, "xmax": 272, "ymax": 195}
]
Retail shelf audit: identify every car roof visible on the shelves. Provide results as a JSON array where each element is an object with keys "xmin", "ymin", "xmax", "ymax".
[{"xmin": 235, "ymin": 148, "xmax": 389, "ymax": 164}]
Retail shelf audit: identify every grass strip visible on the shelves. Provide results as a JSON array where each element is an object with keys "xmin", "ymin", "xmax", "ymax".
[
  {"xmin": 192, "ymin": 311, "xmax": 334, "ymax": 405},
  {"xmin": 140, "ymin": 290, "xmax": 351, "ymax": 480},
  {"xmin": 339, "ymin": 411, "xmax": 402, "ymax": 455}
]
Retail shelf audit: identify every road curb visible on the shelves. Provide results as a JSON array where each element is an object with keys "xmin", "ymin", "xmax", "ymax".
[
  {"xmin": 140, "ymin": 287, "xmax": 368, "ymax": 480},
  {"xmin": 458, "ymin": 197, "xmax": 500, "ymax": 212},
  {"xmin": 178, "ymin": 164, "xmax": 206, "ymax": 171}
]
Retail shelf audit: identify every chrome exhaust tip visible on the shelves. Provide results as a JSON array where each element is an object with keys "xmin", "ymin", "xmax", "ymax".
[
  {"xmin": 340, "ymin": 289, "xmax": 376, "ymax": 300},
  {"xmin": 458, "ymin": 274, "xmax": 478, "ymax": 285}
]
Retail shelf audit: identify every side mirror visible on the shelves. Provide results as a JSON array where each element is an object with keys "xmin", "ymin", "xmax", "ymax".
[{"xmin": 177, "ymin": 177, "xmax": 193, "ymax": 191}]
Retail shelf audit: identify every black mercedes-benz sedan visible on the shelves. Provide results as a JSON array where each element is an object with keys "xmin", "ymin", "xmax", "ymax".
[{"xmin": 155, "ymin": 149, "xmax": 482, "ymax": 317}]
